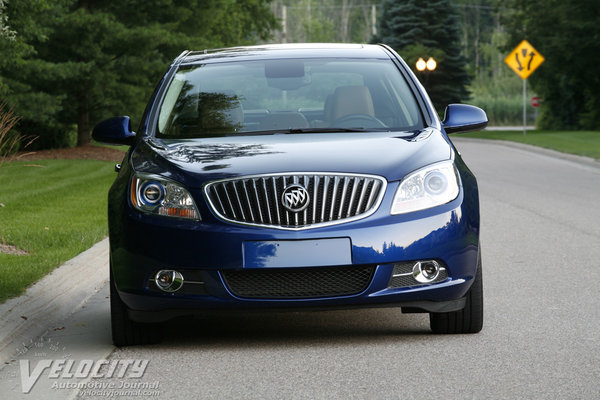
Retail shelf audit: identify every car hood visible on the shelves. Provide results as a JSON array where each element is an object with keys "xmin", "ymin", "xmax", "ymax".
[{"xmin": 131, "ymin": 129, "xmax": 452, "ymax": 187}]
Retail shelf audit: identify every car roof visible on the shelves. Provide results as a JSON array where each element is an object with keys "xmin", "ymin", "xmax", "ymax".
[{"xmin": 177, "ymin": 43, "xmax": 392, "ymax": 65}]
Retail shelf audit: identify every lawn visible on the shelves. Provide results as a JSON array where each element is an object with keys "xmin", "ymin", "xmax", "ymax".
[
  {"xmin": 0, "ymin": 159, "xmax": 117, "ymax": 303},
  {"xmin": 460, "ymin": 130, "xmax": 600, "ymax": 160}
]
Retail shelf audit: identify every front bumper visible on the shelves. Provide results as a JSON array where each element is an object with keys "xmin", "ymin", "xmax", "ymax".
[{"xmin": 108, "ymin": 173, "xmax": 480, "ymax": 322}]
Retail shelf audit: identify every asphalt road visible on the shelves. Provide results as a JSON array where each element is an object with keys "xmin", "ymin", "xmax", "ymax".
[{"xmin": 1, "ymin": 138, "xmax": 599, "ymax": 399}]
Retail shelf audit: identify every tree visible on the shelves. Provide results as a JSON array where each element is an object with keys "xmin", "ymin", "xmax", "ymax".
[
  {"xmin": 0, "ymin": 0, "xmax": 15, "ymax": 40},
  {"xmin": 1, "ymin": 0, "xmax": 278, "ymax": 148},
  {"xmin": 269, "ymin": 1, "xmax": 378, "ymax": 44},
  {"xmin": 503, "ymin": 0, "xmax": 600, "ymax": 130},
  {"xmin": 373, "ymin": 0, "xmax": 471, "ymax": 112},
  {"xmin": 0, "ymin": 0, "xmax": 66, "ymax": 148}
]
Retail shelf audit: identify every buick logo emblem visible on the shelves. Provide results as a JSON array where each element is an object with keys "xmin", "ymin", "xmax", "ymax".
[{"xmin": 282, "ymin": 184, "xmax": 310, "ymax": 212}]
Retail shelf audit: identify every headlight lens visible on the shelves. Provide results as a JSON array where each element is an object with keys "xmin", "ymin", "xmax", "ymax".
[
  {"xmin": 391, "ymin": 161, "xmax": 459, "ymax": 215},
  {"xmin": 130, "ymin": 174, "xmax": 200, "ymax": 220}
]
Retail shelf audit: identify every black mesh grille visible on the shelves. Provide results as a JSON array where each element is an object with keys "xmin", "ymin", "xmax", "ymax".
[
  {"xmin": 222, "ymin": 266, "xmax": 375, "ymax": 299},
  {"xmin": 204, "ymin": 173, "xmax": 385, "ymax": 229}
]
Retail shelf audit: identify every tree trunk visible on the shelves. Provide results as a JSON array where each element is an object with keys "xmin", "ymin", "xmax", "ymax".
[
  {"xmin": 77, "ymin": 107, "xmax": 90, "ymax": 146},
  {"xmin": 340, "ymin": 0, "xmax": 351, "ymax": 43}
]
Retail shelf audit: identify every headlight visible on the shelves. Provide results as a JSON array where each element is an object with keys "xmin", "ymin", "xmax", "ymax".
[
  {"xmin": 391, "ymin": 161, "xmax": 459, "ymax": 215},
  {"xmin": 130, "ymin": 174, "xmax": 200, "ymax": 220}
]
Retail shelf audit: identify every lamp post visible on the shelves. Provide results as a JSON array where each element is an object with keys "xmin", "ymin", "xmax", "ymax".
[{"xmin": 416, "ymin": 57, "xmax": 436, "ymax": 90}]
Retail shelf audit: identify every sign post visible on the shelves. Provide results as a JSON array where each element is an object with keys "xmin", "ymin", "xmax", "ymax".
[{"xmin": 504, "ymin": 40, "xmax": 545, "ymax": 135}]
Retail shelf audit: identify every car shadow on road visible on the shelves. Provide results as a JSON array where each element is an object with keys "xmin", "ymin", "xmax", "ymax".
[{"xmin": 158, "ymin": 308, "xmax": 432, "ymax": 349}]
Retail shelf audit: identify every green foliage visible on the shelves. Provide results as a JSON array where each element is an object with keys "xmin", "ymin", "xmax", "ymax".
[
  {"xmin": 468, "ymin": 71, "xmax": 537, "ymax": 126},
  {"xmin": 0, "ymin": 0, "xmax": 16, "ymax": 39},
  {"xmin": 0, "ymin": 159, "xmax": 117, "ymax": 303},
  {"xmin": 0, "ymin": 0, "xmax": 63, "ymax": 141},
  {"xmin": 270, "ymin": 1, "xmax": 377, "ymax": 44},
  {"xmin": 0, "ymin": 0, "xmax": 278, "ymax": 149},
  {"xmin": 503, "ymin": 0, "xmax": 600, "ymax": 130},
  {"xmin": 468, "ymin": 95, "xmax": 537, "ymax": 126},
  {"xmin": 374, "ymin": 0, "xmax": 471, "ymax": 112}
]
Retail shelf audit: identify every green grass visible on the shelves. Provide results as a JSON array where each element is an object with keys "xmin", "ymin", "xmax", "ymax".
[
  {"xmin": 0, "ymin": 159, "xmax": 117, "ymax": 303},
  {"xmin": 460, "ymin": 130, "xmax": 600, "ymax": 160}
]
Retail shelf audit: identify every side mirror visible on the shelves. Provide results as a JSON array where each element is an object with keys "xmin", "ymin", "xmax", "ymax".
[
  {"xmin": 442, "ymin": 104, "xmax": 488, "ymax": 134},
  {"xmin": 92, "ymin": 116, "xmax": 136, "ymax": 145}
]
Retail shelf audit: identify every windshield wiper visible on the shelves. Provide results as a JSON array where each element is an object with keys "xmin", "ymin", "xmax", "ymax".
[{"xmin": 286, "ymin": 127, "xmax": 389, "ymax": 134}]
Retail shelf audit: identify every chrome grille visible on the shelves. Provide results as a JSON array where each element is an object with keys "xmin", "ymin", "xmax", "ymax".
[{"xmin": 204, "ymin": 173, "xmax": 386, "ymax": 229}]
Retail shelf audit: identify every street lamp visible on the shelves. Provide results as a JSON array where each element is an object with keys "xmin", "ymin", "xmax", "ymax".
[
  {"xmin": 426, "ymin": 57, "xmax": 437, "ymax": 71},
  {"xmin": 416, "ymin": 57, "xmax": 437, "ymax": 72},
  {"xmin": 416, "ymin": 57, "xmax": 437, "ymax": 91}
]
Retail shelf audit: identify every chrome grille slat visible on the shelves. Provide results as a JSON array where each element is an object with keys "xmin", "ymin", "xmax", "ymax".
[
  {"xmin": 223, "ymin": 182, "xmax": 237, "ymax": 219},
  {"xmin": 231, "ymin": 181, "xmax": 246, "ymax": 220},
  {"xmin": 321, "ymin": 176, "xmax": 330, "ymax": 222},
  {"xmin": 251, "ymin": 179, "xmax": 263, "ymax": 224},
  {"xmin": 312, "ymin": 175, "xmax": 319, "ymax": 223},
  {"xmin": 356, "ymin": 178, "xmax": 369, "ymax": 214},
  {"xmin": 272, "ymin": 177, "xmax": 281, "ymax": 226},
  {"xmin": 261, "ymin": 178, "xmax": 272, "ymax": 224},
  {"xmin": 346, "ymin": 177, "xmax": 359, "ymax": 218},
  {"xmin": 338, "ymin": 177, "xmax": 349, "ymax": 219},
  {"xmin": 366, "ymin": 180, "xmax": 380, "ymax": 210},
  {"xmin": 242, "ymin": 179, "xmax": 255, "ymax": 222},
  {"xmin": 303, "ymin": 175, "xmax": 308, "ymax": 224},
  {"xmin": 283, "ymin": 176, "xmax": 290, "ymax": 227},
  {"xmin": 205, "ymin": 173, "xmax": 386, "ymax": 230},
  {"xmin": 329, "ymin": 176, "xmax": 340, "ymax": 222}
]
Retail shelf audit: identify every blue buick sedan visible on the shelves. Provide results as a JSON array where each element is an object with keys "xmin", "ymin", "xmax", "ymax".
[{"xmin": 93, "ymin": 44, "xmax": 487, "ymax": 346}]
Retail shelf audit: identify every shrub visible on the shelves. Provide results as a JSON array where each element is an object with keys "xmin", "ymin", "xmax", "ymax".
[
  {"xmin": 0, "ymin": 101, "xmax": 20, "ymax": 159},
  {"xmin": 469, "ymin": 95, "xmax": 537, "ymax": 126}
]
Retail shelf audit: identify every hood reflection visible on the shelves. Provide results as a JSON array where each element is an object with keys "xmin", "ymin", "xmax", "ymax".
[{"xmin": 153, "ymin": 142, "xmax": 282, "ymax": 171}]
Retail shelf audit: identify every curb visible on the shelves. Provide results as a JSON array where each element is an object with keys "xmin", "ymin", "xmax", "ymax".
[{"xmin": 0, "ymin": 239, "xmax": 109, "ymax": 365}]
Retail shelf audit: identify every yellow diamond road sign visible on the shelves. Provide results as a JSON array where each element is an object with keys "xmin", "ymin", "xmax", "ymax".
[{"xmin": 504, "ymin": 40, "xmax": 545, "ymax": 80}]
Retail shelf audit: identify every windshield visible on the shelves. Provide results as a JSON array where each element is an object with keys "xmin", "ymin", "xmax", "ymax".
[{"xmin": 156, "ymin": 58, "xmax": 424, "ymax": 138}]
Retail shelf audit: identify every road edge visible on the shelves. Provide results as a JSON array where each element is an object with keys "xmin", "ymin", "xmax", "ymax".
[
  {"xmin": 0, "ymin": 239, "xmax": 109, "ymax": 365},
  {"xmin": 452, "ymin": 137, "xmax": 600, "ymax": 169}
]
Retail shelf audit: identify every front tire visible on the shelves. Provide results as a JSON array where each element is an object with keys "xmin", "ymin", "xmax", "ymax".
[
  {"xmin": 110, "ymin": 268, "xmax": 164, "ymax": 346},
  {"xmin": 429, "ymin": 252, "xmax": 483, "ymax": 334}
]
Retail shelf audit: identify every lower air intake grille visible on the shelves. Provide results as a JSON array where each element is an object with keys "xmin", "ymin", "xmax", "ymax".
[{"xmin": 222, "ymin": 266, "xmax": 375, "ymax": 299}]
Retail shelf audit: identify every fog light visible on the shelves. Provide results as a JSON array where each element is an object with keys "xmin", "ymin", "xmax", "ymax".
[
  {"xmin": 412, "ymin": 260, "xmax": 441, "ymax": 283},
  {"xmin": 155, "ymin": 270, "xmax": 184, "ymax": 292}
]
